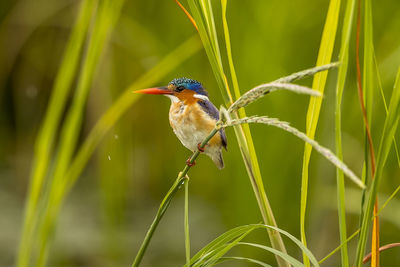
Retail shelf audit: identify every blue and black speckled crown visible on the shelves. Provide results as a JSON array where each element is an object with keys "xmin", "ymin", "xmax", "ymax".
[{"xmin": 169, "ymin": 77, "xmax": 208, "ymax": 96}]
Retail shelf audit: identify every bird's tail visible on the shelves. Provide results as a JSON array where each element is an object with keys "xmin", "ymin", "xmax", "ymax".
[{"xmin": 212, "ymin": 152, "xmax": 224, "ymax": 169}]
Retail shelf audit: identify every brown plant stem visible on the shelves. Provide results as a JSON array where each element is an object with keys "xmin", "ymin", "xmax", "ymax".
[{"xmin": 363, "ymin": 243, "xmax": 400, "ymax": 264}]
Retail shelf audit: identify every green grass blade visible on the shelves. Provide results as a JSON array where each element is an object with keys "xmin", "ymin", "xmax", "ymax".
[
  {"xmin": 300, "ymin": 0, "xmax": 341, "ymax": 266},
  {"xmin": 184, "ymin": 179, "xmax": 191, "ymax": 267},
  {"xmin": 220, "ymin": 0, "xmax": 240, "ymax": 100},
  {"xmin": 354, "ymin": 68, "xmax": 400, "ymax": 266},
  {"xmin": 16, "ymin": 1, "xmax": 96, "ymax": 266},
  {"xmin": 254, "ymin": 225, "xmax": 320, "ymax": 267},
  {"xmin": 334, "ymin": 0, "xmax": 356, "ymax": 266},
  {"xmin": 204, "ymin": 0, "xmax": 224, "ymax": 80},
  {"xmin": 196, "ymin": 231, "xmax": 254, "ymax": 267},
  {"xmin": 188, "ymin": 225, "xmax": 256, "ymax": 265},
  {"xmin": 363, "ymin": 0, "xmax": 374, "ymax": 125},
  {"xmin": 215, "ymin": 256, "xmax": 273, "ymax": 267},
  {"xmin": 34, "ymin": 1, "xmax": 126, "ymax": 265},
  {"xmin": 237, "ymin": 243, "xmax": 304, "ymax": 267},
  {"xmin": 318, "ymin": 230, "xmax": 360, "ymax": 264},
  {"xmin": 374, "ymin": 53, "xmax": 400, "ymax": 167},
  {"xmin": 132, "ymin": 176, "xmax": 188, "ymax": 267},
  {"xmin": 379, "ymin": 184, "xmax": 400, "ymax": 214},
  {"xmin": 187, "ymin": 1, "xmax": 231, "ymax": 103},
  {"xmin": 187, "ymin": 224, "xmax": 319, "ymax": 267},
  {"xmin": 363, "ymin": 0, "xmax": 380, "ymax": 264}
]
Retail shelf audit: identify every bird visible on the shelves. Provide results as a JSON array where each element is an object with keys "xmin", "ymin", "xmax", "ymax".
[{"xmin": 135, "ymin": 78, "xmax": 227, "ymax": 169}]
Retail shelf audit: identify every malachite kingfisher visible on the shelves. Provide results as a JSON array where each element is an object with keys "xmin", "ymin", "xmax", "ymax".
[{"xmin": 135, "ymin": 78, "xmax": 227, "ymax": 169}]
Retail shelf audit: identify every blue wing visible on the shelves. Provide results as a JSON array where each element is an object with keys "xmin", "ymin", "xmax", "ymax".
[
  {"xmin": 197, "ymin": 100, "xmax": 228, "ymax": 150},
  {"xmin": 197, "ymin": 99, "xmax": 219, "ymax": 120}
]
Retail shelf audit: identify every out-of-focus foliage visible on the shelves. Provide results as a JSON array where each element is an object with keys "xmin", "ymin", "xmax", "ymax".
[{"xmin": 0, "ymin": 0, "xmax": 400, "ymax": 266}]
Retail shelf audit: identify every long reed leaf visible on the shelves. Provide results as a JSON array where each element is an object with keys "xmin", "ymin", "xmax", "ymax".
[
  {"xmin": 374, "ymin": 54, "xmax": 400, "ymax": 167},
  {"xmin": 361, "ymin": 0, "xmax": 379, "ymax": 264},
  {"xmin": 34, "ymin": 1, "xmax": 125, "ymax": 265},
  {"xmin": 16, "ymin": 1, "xmax": 96, "ymax": 266},
  {"xmin": 300, "ymin": 1, "xmax": 341, "ymax": 266},
  {"xmin": 334, "ymin": 0, "xmax": 356, "ymax": 266}
]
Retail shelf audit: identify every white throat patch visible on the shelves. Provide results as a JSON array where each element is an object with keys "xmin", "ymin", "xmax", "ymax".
[
  {"xmin": 165, "ymin": 94, "xmax": 179, "ymax": 103},
  {"xmin": 193, "ymin": 94, "xmax": 209, "ymax": 101}
]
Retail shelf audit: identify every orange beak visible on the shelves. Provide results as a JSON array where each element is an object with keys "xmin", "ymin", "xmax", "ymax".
[{"xmin": 134, "ymin": 87, "xmax": 173, "ymax": 95}]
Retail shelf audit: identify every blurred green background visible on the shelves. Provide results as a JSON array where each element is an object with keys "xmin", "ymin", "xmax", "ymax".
[{"xmin": 1, "ymin": 0, "xmax": 400, "ymax": 266}]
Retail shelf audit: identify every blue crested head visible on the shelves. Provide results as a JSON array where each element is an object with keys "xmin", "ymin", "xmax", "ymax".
[{"xmin": 169, "ymin": 77, "xmax": 208, "ymax": 96}]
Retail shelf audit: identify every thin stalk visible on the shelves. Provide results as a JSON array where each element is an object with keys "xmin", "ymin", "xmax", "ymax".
[
  {"xmin": 184, "ymin": 180, "xmax": 191, "ymax": 267},
  {"xmin": 374, "ymin": 54, "xmax": 400, "ymax": 167},
  {"xmin": 132, "ymin": 128, "xmax": 219, "ymax": 267},
  {"xmin": 131, "ymin": 175, "xmax": 188, "ymax": 267},
  {"xmin": 334, "ymin": 0, "xmax": 356, "ymax": 266},
  {"xmin": 363, "ymin": 243, "xmax": 400, "ymax": 264},
  {"xmin": 318, "ymin": 230, "xmax": 360, "ymax": 264},
  {"xmin": 355, "ymin": 0, "xmax": 379, "ymax": 265},
  {"xmin": 378, "ymin": 184, "xmax": 400, "ymax": 213}
]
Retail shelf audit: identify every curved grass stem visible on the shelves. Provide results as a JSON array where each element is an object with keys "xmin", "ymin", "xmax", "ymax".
[
  {"xmin": 132, "ymin": 175, "xmax": 188, "ymax": 267},
  {"xmin": 184, "ymin": 179, "xmax": 191, "ymax": 266},
  {"xmin": 131, "ymin": 128, "xmax": 218, "ymax": 266}
]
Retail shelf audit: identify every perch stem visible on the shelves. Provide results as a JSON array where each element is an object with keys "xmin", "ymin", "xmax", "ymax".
[{"xmin": 131, "ymin": 127, "xmax": 219, "ymax": 267}]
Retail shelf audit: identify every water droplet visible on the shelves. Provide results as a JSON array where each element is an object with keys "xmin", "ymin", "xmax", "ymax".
[
  {"xmin": 108, "ymin": 155, "xmax": 111, "ymax": 161},
  {"xmin": 114, "ymin": 135, "xmax": 119, "ymax": 139}
]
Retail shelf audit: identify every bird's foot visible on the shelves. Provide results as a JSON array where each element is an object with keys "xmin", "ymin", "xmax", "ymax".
[
  {"xmin": 186, "ymin": 159, "xmax": 196, "ymax": 167},
  {"xmin": 197, "ymin": 143, "xmax": 205, "ymax": 153}
]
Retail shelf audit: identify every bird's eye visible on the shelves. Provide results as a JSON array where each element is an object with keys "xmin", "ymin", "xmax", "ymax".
[{"xmin": 175, "ymin": 86, "xmax": 185, "ymax": 92}]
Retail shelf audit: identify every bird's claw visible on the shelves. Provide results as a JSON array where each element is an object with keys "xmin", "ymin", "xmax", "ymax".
[
  {"xmin": 186, "ymin": 159, "xmax": 196, "ymax": 167},
  {"xmin": 197, "ymin": 143, "xmax": 205, "ymax": 153}
]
